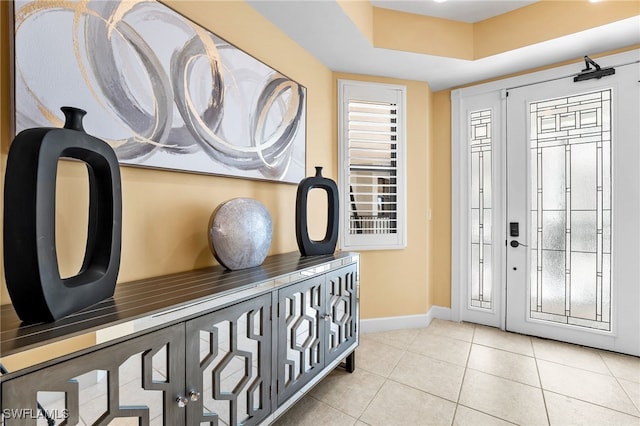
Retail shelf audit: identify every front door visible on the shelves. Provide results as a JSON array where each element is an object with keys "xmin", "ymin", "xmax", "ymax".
[{"xmin": 505, "ymin": 62, "xmax": 639, "ymax": 355}]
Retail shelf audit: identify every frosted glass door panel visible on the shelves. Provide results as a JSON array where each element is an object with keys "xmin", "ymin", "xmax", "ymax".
[
  {"xmin": 529, "ymin": 90, "xmax": 611, "ymax": 330},
  {"xmin": 469, "ymin": 109, "xmax": 493, "ymax": 310},
  {"xmin": 506, "ymin": 58, "xmax": 639, "ymax": 356}
]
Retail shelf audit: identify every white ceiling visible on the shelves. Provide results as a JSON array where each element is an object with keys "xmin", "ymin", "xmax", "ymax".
[
  {"xmin": 371, "ymin": 0, "xmax": 539, "ymax": 23},
  {"xmin": 247, "ymin": 1, "xmax": 640, "ymax": 90}
]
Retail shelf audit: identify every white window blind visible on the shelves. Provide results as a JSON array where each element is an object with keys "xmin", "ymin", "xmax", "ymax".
[{"xmin": 338, "ymin": 80, "xmax": 406, "ymax": 250}]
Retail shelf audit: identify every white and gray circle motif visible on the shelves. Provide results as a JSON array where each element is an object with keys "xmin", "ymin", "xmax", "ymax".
[{"xmin": 14, "ymin": 0, "xmax": 305, "ymax": 182}]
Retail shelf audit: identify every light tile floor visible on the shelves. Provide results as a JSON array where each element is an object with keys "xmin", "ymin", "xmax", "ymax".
[{"xmin": 272, "ymin": 319, "xmax": 640, "ymax": 426}]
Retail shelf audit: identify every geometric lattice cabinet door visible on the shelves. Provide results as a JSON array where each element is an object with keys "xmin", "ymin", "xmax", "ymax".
[
  {"xmin": 324, "ymin": 264, "xmax": 358, "ymax": 366},
  {"xmin": 185, "ymin": 293, "xmax": 272, "ymax": 426},
  {"xmin": 275, "ymin": 264, "xmax": 358, "ymax": 406},
  {"xmin": 276, "ymin": 275, "xmax": 325, "ymax": 405},
  {"xmin": 1, "ymin": 324, "xmax": 185, "ymax": 425}
]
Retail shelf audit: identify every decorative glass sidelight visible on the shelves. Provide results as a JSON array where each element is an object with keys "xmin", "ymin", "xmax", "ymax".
[
  {"xmin": 470, "ymin": 109, "xmax": 493, "ymax": 310},
  {"xmin": 529, "ymin": 90, "xmax": 611, "ymax": 330}
]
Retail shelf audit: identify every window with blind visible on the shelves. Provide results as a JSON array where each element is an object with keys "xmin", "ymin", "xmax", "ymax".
[{"xmin": 338, "ymin": 80, "xmax": 406, "ymax": 250}]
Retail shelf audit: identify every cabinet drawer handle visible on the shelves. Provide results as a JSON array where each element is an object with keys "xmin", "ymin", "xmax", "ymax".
[
  {"xmin": 189, "ymin": 390, "xmax": 201, "ymax": 401},
  {"xmin": 176, "ymin": 395, "xmax": 189, "ymax": 408}
]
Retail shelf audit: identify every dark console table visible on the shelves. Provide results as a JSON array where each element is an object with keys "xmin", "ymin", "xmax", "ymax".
[{"xmin": 0, "ymin": 251, "xmax": 359, "ymax": 425}]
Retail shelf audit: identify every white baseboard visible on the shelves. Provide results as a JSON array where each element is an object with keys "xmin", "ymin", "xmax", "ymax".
[
  {"xmin": 428, "ymin": 305, "xmax": 452, "ymax": 322},
  {"xmin": 360, "ymin": 305, "xmax": 451, "ymax": 334}
]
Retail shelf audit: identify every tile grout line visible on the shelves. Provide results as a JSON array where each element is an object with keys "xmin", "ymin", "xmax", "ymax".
[
  {"xmin": 340, "ymin": 366, "xmax": 385, "ymax": 425},
  {"xmin": 533, "ymin": 341, "xmax": 627, "ymax": 378},
  {"xmin": 465, "ymin": 329, "xmax": 551, "ymax": 425},
  {"xmin": 353, "ymin": 338, "xmax": 411, "ymax": 426},
  {"xmin": 451, "ymin": 324, "xmax": 525, "ymax": 425},
  {"xmin": 462, "ymin": 365, "xmax": 546, "ymax": 390},
  {"xmin": 451, "ymin": 325, "xmax": 478, "ymax": 426},
  {"xmin": 402, "ymin": 332, "xmax": 474, "ymax": 370},
  {"xmin": 536, "ymin": 356, "xmax": 627, "ymax": 378},
  {"xmin": 291, "ymin": 393, "xmax": 353, "ymax": 425},
  {"xmin": 449, "ymin": 324, "xmax": 477, "ymax": 426},
  {"xmin": 274, "ymin": 323, "xmax": 640, "ymax": 425},
  {"xmin": 456, "ymin": 403, "xmax": 521, "ymax": 425},
  {"xmin": 455, "ymin": 325, "xmax": 528, "ymax": 425},
  {"xmin": 542, "ymin": 389, "xmax": 640, "ymax": 419},
  {"xmin": 598, "ymin": 350, "xmax": 640, "ymax": 416},
  {"xmin": 532, "ymin": 339, "xmax": 552, "ymax": 426},
  {"xmin": 471, "ymin": 341, "xmax": 537, "ymax": 358},
  {"xmin": 536, "ymin": 348, "xmax": 640, "ymax": 418},
  {"xmin": 363, "ymin": 325, "xmax": 471, "ymax": 425}
]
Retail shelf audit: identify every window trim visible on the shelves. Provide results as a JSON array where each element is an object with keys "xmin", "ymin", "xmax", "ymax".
[{"xmin": 338, "ymin": 79, "xmax": 407, "ymax": 251}]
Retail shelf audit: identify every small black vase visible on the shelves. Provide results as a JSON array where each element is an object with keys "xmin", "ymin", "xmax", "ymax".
[
  {"xmin": 4, "ymin": 107, "xmax": 122, "ymax": 323},
  {"xmin": 295, "ymin": 166, "xmax": 339, "ymax": 256}
]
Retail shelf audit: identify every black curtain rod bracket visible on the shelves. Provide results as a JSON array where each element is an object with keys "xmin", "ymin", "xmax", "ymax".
[{"xmin": 574, "ymin": 56, "xmax": 615, "ymax": 82}]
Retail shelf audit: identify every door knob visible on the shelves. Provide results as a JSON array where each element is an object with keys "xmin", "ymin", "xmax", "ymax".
[
  {"xmin": 189, "ymin": 390, "xmax": 201, "ymax": 401},
  {"xmin": 176, "ymin": 395, "xmax": 189, "ymax": 408},
  {"xmin": 510, "ymin": 240, "xmax": 527, "ymax": 248}
]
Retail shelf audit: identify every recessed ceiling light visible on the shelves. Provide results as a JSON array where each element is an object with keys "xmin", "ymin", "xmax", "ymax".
[{"xmin": 434, "ymin": 0, "xmax": 447, "ymax": 3}]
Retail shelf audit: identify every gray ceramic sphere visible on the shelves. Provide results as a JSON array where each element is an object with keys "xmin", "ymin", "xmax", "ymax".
[{"xmin": 208, "ymin": 198, "xmax": 273, "ymax": 270}]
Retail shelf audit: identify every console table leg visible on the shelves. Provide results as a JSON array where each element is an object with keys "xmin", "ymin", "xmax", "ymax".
[{"xmin": 344, "ymin": 351, "xmax": 355, "ymax": 373}]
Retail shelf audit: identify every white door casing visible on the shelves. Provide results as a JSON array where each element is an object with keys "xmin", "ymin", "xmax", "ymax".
[{"xmin": 452, "ymin": 50, "xmax": 639, "ymax": 355}]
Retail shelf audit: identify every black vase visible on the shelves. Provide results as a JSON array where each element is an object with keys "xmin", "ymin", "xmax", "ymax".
[
  {"xmin": 4, "ymin": 107, "xmax": 122, "ymax": 323},
  {"xmin": 295, "ymin": 166, "xmax": 339, "ymax": 256}
]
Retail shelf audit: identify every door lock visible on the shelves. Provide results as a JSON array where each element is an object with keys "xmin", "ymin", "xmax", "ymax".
[{"xmin": 509, "ymin": 222, "xmax": 519, "ymax": 237}]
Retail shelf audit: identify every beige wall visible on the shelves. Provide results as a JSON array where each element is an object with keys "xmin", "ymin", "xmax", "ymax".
[
  {"xmin": 334, "ymin": 73, "xmax": 432, "ymax": 319},
  {"xmin": 373, "ymin": 7, "xmax": 474, "ymax": 60},
  {"xmin": 1, "ymin": 0, "xmax": 638, "ymax": 326},
  {"xmin": 333, "ymin": 0, "xmax": 639, "ymax": 316},
  {"xmin": 0, "ymin": 1, "xmax": 432, "ymax": 323},
  {"xmin": 371, "ymin": 1, "xmax": 638, "ymax": 60},
  {"xmin": 0, "ymin": 1, "xmax": 335, "ymax": 305},
  {"xmin": 474, "ymin": 1, "xmax": 640, "ymax": 58},
  {"xmin": 429, "ymin": 91, "xmax": 452, "ymax": 308}
]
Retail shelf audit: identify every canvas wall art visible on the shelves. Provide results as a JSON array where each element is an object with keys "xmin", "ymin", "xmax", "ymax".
[{"xmin": 13, "ymin": 0, "xmax": 306, "ymax": 183}]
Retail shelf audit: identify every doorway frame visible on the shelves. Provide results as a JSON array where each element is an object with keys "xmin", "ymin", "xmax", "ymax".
[{"xmin": 451, "ymin": 50, "xmax": 639, "ymax": 329}]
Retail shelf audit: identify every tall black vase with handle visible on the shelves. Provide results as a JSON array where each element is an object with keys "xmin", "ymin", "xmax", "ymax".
[
  {"xmin": 295, "ymin": 166, "xmax": 339, "ymax": 256},
  {"xmin": 4, "ymin": 106, "xmax": 122, "ymax": 323}
]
